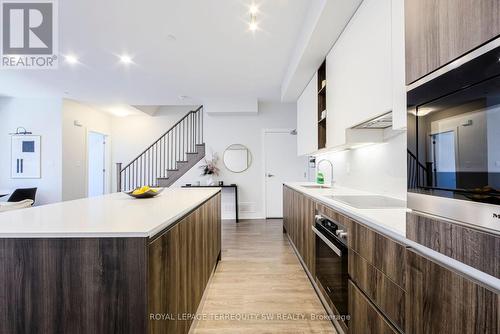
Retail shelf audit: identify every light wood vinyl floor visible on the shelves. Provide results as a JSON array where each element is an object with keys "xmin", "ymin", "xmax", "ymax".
[{"xmin": 191, "ymin": 219, "xmax": 337, "ymax": 334}]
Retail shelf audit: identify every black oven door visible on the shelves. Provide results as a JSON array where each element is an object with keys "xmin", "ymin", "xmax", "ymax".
[{"xmin": 313, "ymin": 223, "xmax": 348, "ymax": 324}]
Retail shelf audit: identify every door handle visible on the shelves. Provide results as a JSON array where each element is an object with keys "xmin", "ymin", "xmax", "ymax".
[
  {"xmin": 267, "ymin": 173, "xmax": 275, "ymax": 177},
  {"xmin": 312, "ymin": 226, "xmax": 342, "ymax": 257}
]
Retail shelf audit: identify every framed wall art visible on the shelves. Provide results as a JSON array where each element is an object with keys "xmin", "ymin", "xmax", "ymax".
[{"xmin": 11, "ymin": 135, "xmax": 41, "ymax": 179}]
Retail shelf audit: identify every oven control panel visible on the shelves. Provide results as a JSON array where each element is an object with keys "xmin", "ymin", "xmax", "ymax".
[{"xmin": 315, "ymin": 214, "xmax": 348, "ymax": 245}]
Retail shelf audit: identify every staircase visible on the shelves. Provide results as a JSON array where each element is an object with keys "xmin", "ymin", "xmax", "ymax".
[
  {"xmin": 116, "ymin": 106, "xmax": 205, "ymax": 192},
  {"xmin": 407, "ymin": 149, "xmax": 430, "ymax": 189}
]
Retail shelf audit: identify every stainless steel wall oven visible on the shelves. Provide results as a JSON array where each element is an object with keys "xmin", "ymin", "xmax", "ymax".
[{"xmin": 407, "ymin": 38, "xmax": 500, "ymax": 233}]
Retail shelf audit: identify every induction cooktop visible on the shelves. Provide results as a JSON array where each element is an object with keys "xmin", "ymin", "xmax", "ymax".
[{"xmin": 323, "ymin": 195, "xmax": 406, "ymax": 209}]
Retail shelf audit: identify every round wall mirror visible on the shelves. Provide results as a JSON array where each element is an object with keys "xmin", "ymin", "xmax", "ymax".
[{"xmin": 223, "ymin": 144, "xmax": 252, "ymax": 173}]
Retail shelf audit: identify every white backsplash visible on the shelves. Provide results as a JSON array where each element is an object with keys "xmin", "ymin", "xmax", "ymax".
[{"xmin": 315, "ymin": 131, "xmax": 407, "ymax": 200}]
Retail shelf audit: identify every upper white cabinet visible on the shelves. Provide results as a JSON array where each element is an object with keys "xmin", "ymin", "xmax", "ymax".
[
  {"xmin": 391, "ymin": 0, "xmax": 406, "ymax": 130},
  {"xmin": 297, "ymin": 73, "xmax": 318, "ymax": 156},
  {"xmin": 325, "ymin": 0, "xmax": 398, "ymax": 148}
]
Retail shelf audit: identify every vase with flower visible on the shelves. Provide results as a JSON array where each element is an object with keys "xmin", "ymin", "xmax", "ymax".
[{"xmin": 199, "ymin": 153, "xmax": 220, "ymax": 186}]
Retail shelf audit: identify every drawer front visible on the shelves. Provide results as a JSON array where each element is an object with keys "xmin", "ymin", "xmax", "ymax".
[
  {"xmin": 348, "ymin": 280, "xmax": 400, "ymax": 334},
  {"xmin": 349, "ymin": 250, "xmax": 405, "ymax": 331},
  {"xmin": 349, "ymin": 222, "xmax": 406, "ymax": 288},
  {"xmin": 406, "ymin": 249, "xmax": 498, "ymax": 334},
  {"xmin": 316, "ymin": 203, "xmax": 353, "ymax": 232},
  {"xmin": 283, "ymin": 186, "xmax": 292, "ymax": 232},
  {"xmin": 283, "ymin": 186, "xmax": 316, "ymax": 277},
  {"xmin": 406, "ymin": 211, "xmax": 500, "ymax": 278}
]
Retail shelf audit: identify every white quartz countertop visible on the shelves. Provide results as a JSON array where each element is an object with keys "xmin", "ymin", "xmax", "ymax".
[
  {"xmin": 285, "ymin": 182, "xmax": 407, "ymax": 237},
  {"xmin": 285, "ymin": 182, "xmax": 500, "ymax": 294},
  {"xmin": 0, "ymin": 188, "xmax": 220, "ymax": 238}
]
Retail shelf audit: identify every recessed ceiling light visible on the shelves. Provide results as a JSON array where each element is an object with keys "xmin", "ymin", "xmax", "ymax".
[
  {"xmin": 249, "ymin": 4, "xmax": 259, "ymax": 15},
  {"xmin": 249, "ymin": 21, "xmax": 258, "ymax": 31},
  {"xmin": 248, "ymin": 4, "xmax": 259, "ymax": 32},
  {"xmin": 119, "ymin": 54, "xmax": 134, "ymax": 65},
  {"xmin": 416, "ymin": 107, "xmax": 435, "ymax": 117},
  {"xmin": 64, "ymin": 54, "xmax": 79, "ymax": 65}
]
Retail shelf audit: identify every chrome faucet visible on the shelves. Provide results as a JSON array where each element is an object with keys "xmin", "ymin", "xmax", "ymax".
[{"xmin": 317, "ymin": 159, "xmax": 334, "ymax": 187}]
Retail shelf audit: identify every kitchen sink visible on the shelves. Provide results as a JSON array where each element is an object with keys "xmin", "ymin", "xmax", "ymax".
[
  {"xmin": 301, "ymin": 185, "xmax": 332, "ymax": 189},
  {"xmin": 323, "ymin": 195, "xmax": 405, "ymax": 209}
]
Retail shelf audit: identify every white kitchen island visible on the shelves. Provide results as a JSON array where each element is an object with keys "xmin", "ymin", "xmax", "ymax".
[{"xmin": 0, "ymin": 187, "xmax": 222, "ymax": 334}]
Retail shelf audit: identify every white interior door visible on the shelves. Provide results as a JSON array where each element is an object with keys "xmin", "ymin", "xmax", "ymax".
[
  {"xmin": 88, "ymin": 132, "xmax": 106, "ymax": 197},
  {"xmin": 431, "ymin": 131, "xmax": 457, "ymax": 189},
  {"xmin": 264, "ymin": 131, "xmax": 307, "ymax": 218}
]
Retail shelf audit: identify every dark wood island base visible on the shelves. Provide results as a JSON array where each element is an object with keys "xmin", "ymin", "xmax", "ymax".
[{"xmin": 0, "ymin": 192, "xmax": 221, "ymax": 334}]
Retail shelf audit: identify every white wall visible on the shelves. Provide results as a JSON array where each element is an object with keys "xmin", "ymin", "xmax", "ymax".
[
  {"xmin": 0, "ymin": 99, "xmax": 304, "ymax": 215},
  {"xmin": 173, "ymin": 102, "xmax": 300, "ymax": 219},
  {"xmin": 62, "ymin": 100, "xmax": 112, "ymax": 201},
  {"xmin": 0, "ymin": 97, "xmax": 63, "ymax": 205},
  {"xmin": 204, "ymin": 98, "xmax": 258, "ymax": 114},
  {"xmin": 315, "ymin": 131, "xmax": 407, "ymax": 200}
]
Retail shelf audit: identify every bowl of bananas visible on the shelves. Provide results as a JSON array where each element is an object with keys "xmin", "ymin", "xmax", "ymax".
[{"xmin": 125, "ymin": 186, "xmax": 163, "ymax": 199}]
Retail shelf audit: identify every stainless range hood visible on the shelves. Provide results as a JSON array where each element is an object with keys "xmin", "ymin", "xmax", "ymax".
[
  {"xmin": 339, "ymin": 111, "xmax": 394, "ymax": 149},
  {"xmin": 351, "ymin": 112, "xmax": 393, "ymax": 129},
  {"xmin": 316, "ymin": 112, "xmax": 398, "ymax": 153}
]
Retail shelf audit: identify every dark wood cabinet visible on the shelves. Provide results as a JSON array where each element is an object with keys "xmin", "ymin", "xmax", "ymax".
[
  {"xmin": 405, "ymin": 0, "xmax": 500, "ymax": 84},
  {"xmin": 297, "ymin": 190, "xmax": 316, "ymax": 276},
  {"xmin": 0, "ymin": 238, "xmax": 148, "ymax": 334},
  {"xmin": 405, "ymin": 249, "xmax": 498, "ymax": 334},
  {"xmin": 349, "ymin": 221, "xmax": 406, "ymax": 288},
  {"xmin": 348, "ymin": 250, "xmax": 406, "ymax": 331},
  {"xmin": 283, "ymin": 186, "xmax": 291, "ymax": 233},
  {"xmin": 148, "ymin": 192, "xmax": 221, "ymax": 334},
  {"xmin": 284, "ymin": 187, "xmax": 499, "ymax": 334},
  {"xmin": 407, "ymin": 211, "xmax": 500, "ymax": 278},
  {"xmin": 282, "ymin": 186, "xmax": 315, "ymax": 277},
  {"xmin": 348, "ymin": 280, "xmax": 400, "ymax": 334},
  {"xmin": 316, "ymin": 202, "xmax": 352, "ymax": 231}
]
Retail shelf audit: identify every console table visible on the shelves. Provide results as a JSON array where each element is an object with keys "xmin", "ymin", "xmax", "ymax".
[{"xmin": 182, "ymin": 184, "xmax": 239, "ymax": 222}]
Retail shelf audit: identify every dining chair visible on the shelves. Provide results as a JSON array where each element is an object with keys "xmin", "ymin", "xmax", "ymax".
[{"xmin": 8, "ymin": 188, "xmax": 37, "ymax": 204}]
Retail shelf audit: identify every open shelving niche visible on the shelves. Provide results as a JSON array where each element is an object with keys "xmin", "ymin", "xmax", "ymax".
[{"xmin": 317, "ymin": 60, "xmax": 327, "ymax": 149}]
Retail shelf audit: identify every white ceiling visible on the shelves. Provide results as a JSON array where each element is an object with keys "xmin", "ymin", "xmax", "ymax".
[{"xmin": 0, "ymin": 0, "xmax": 311, "ymax": 105}]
